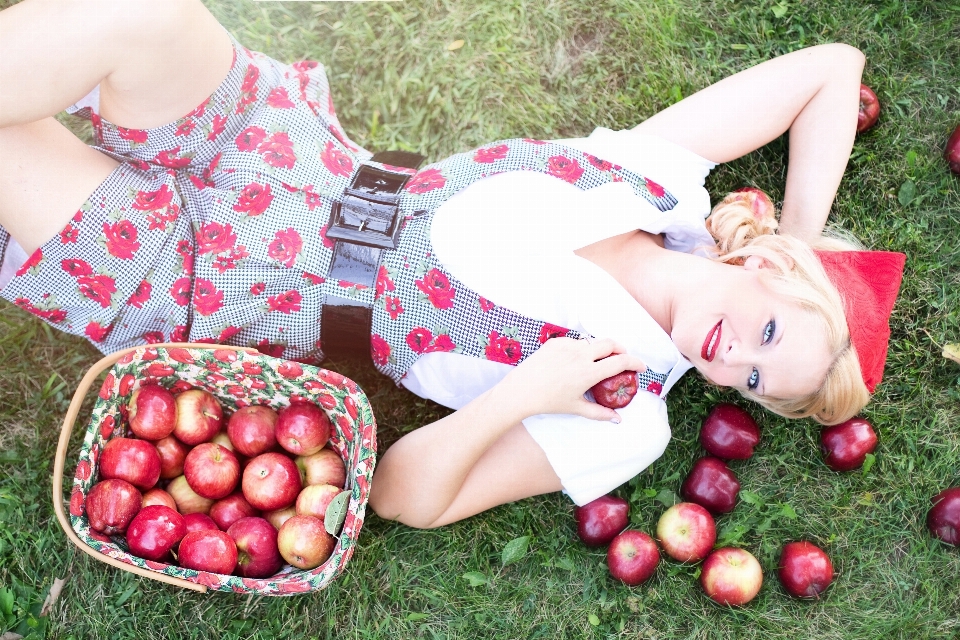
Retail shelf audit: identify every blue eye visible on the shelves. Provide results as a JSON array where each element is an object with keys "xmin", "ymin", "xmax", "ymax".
[
  {"xmin": 763, "ymin": 320, "xmax": 776, "ymax": 345},
  {"xmin": 748, "ymin": 368, "xmax": 760, "ymax": 391}
]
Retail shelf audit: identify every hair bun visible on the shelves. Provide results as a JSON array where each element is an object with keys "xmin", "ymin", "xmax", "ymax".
[{"xmin": 707, "ymin": 189, "xmax": 779, "ymax": 256}]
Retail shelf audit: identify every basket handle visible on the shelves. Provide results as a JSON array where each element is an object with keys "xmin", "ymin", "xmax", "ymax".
[{"xmin": 52, "ymin": 343, "xmax": 255, "ymax": 593}]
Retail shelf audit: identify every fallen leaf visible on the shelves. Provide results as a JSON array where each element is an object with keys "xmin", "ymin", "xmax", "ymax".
[
  {"xmin": 944, "ymin": 343, "xmax": 960, "ymax": 365},
  {"xmin": 447, "ymin": 39, "xmax": 465, "ymax": 51},
  {"xmin": 40, "ymin": 577, "xmax": 67, "ymax": 617},
  {"xmin": 2, "ymin": 633, "xmax": 24, "ymax": 640}
]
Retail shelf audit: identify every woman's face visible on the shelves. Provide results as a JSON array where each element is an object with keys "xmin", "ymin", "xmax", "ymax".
[{"xmin": 672, "ymin": 257, "xmax": 833, "ymax": 400}]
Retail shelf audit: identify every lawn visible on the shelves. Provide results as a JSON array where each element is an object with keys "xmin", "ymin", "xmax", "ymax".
[{"xmin": 1, "ymin": 0, "xmax": 959, "ymax": 638}]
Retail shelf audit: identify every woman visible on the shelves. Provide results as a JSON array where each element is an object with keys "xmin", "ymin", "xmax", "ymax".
[{"xmin": 0, "ymin": 0, "xmax": 903, "ymax": 529}]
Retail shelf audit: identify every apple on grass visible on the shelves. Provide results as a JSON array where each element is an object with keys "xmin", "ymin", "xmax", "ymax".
[
  {"xmin": 700, "ymin": 548, "xmax": 763, "ymax": 606},
  {"xmin": 173, "ymin": 389, "xmax": 223, "ymax": 446},
  {"xmin": 210, "ymin": 492, "xmax": 260, "ymax": 531},
  {"xmin": 275, "ymin": 403, "xmax": 332, "ymax": 456},
  {"xmin": 927, "ymin": 487, "xmax": 960, "ymax": 545},
  {"xmin": 126, "ymin": 505, "xmax": 186, "ymax": 562},
  {"xmin": 153, "ymin": 435, "xmax": 189, "ymax": 480},
  {"xmin": 228, "ymin": 517, "xmax": 284, "ymax": 578},
  {"xmin": 85, "ymin": 479, "xmax": 142, "ymax": 535},
  {"xmin": 590, "ymin": 371, "xmax": 638, "ymax": 409},
  {"xmin": 141, "ymin": 488, "xmax": 177, "ymax": 511},
  {"xmin": 778, "ymin": 541, "xmax": 833, "ymax": 598},
  {"xmin": 681, "ymin": 457, "xmax": 740, "ymax": 514},
  {"xmin": 699, "ymin": 404, "xmax": 761, "ymax": 460},
  {"xmin": 183, "ymin": 442, "xmax": 240, "ymax": 500},
  {"xmin": 227, "ymin": 405, "xmax": 279, "ymax": 458},
  {"xmin": 820, "ymin": 417, "xmax": 877, "ymax": 472},
  {"xmin": 178, "ymin": 530, "xmax": 238, "ymax": 575},
  {"xmin": 945, "ymin": 124, "xmax": 960, "ymax": 176},
  {"xmin": 296, "ymin": 449, "xmax": 347, "ymax": 488},
  {"xmin": 242, "ymin": 452, "xmax": 302, "ymax": 511},
  {"xmin": 128, "ymin": 384, "xmax": 177, "ymax": 440},
  {"xmin": 574, "ymin": 495, "xmax": 629, "ymax": 547},
  {"xmin": 277, "ymin": 515, "xmax": 335, "ymax": 570},
  {"xmin": 100, "ymin": 437, "xmax": 162, "ymax": 491},
  {"xmin": 857, "ymin": 84, "xmax": 881, "ymax": 132},
  {"xmin": 656, "ymin": 502, "xmax": 716, "ymax": 563},
  {"xmin": 295, "ymin": 484, "xmax": 341, "ymax": 521},
  {"xmin": 167, "ymin": 475, "xmax": 214, "ymax": 515},
  {"xmin": 183, "ymin": 512, "xmax": 220, "ymax": 534},
  {"xmin": 606, "ymin": 530, "xmax": 659, "ymax": 586}
]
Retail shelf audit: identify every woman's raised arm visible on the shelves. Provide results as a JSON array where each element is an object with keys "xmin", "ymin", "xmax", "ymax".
[{"xmin": 634, "ymin": 43, "xmax": 865, "ymax": 242}]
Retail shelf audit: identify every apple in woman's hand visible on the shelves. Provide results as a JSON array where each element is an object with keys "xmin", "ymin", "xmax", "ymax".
[
  {"xmin": 820, "ymin": 417, "xmax": 877, "ymax": 472},
  {"xmin": 945, "ymin": 124, "xmax": 960, "ymax": 175},
  {"xmin": 777, "ymin": 541, "xmax": 833, "ymax": 598},
  {"xmin": 574, "ymin": 495, "xmax": 629, "ymax": 547},
  {"xmin": 927, "ymin": 487, "xmax": 960, "ymax": 545},
  {"xmin": 656, "ymin": 502, "xmax": 716, "ymax": 563},
  {"xmin": 606, "ymin": 530, "xmax": 660, "ymax": 586},
  {"xmin": 699, "ymin": 403, "xmax": 761, "ymax": 460},
  {"xmin": 590, "ymin": 371, "xmax": 639, "ymax": 409},
  {"xmin": 700, "ymin": 548, "xmax": 763, "ymax": 605},
  {"xmin": 681, "ymin": 457, "xmax": 740, "ymax": 514},
  {"xmin": 857, "ymin": 84, "xmax": 881, "ymax": 132}
]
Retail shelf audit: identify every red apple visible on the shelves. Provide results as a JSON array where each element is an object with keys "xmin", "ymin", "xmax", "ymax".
[
  {"xmin": 167, "ymin": 475, "xmax": 214, "ymax": 515},
  {"xmin": 85, "ymin": 479, "xmax": 142, "ymax": 535},
  {"xmin": 820, "ymin": 417, "xmax": 877, "ymax": 472},
  {"xmin": 141, "ymin": 487, "xmax": 177, "ymax": 511},
  {"xmin": 944, "ymin": 124, "xmax": 960, "ymax": 175},
  {"xmin": 700, "ymin": 547, "xmax": 763, "ymax": 606},
  {"xmin": 590, "ymin": 371, "xmax": 638, "ymax": 409},
  {"xmin": 242, "ymin": 452, "xmax": 303, "ymax": 511},
  {"xmin": 275, "ymin": 403, "xmax": 331, "ymax": 456},
  {"xmin": 927, "ymin": 487, "xmax": 960, "ymax": 545},
  {"xmin": 210, "ymin": 492, "xmax": 260, "ymax": 531},
  {"xmin": 263, "ymin": 506, "xmax": 297, "ymax": 531},
  {"xmin": 574, "ymin": 495, "xmax": 629, "ymax": 547},
  {"xmin": 128, "ymin": 384, "xmax": 177, "ymax": 440},
  {"xmin": 681, "ymin": 457, "xmax": 740, "ymax": 514},
  {"xmin": 606, "ymin": 530, "xmax": 660, "ymax": 586},
  {"xmin": 227, "ymin": 516, "xmax": 284, "ymax": 578},
  {"xmin": 183, "ymin": 443, "xmax": 240, "ymax": 500},
  {"xmin": 227, "ymin": 405, "xmax": 279, "ymax": 458},
  {"xmin": 295, "ymin": 484, "xmax": 341, "ymax": 521},
  {"xmin": 277, "ymin": 515, "xmax": 335, "ymax": 569},
  {"xmin": 699, "ymin": 403, "xmax": 760, "ymax": 460},
  {"xmin": 178, "ymin": 530, "xmax": 238, "ymax": 575},
  {"xmin": 173, "ymin": 389, "xmax": 223, "ymax": 445},
  {"xmin": 153, "ymin": 435, "xmax": 189, "ymax": 480},
  {"xmin": 126, "ymin": 505, "xmax": 186, "ymax": 561},
  {"xmin": 731, "ymin": 187, "xmax": 776, "ymax": 225},
  {"xmin": 183, "ymin": 512, "xmax": 220, "ymax": 535},
  {"xmin": 296, "ymin": 448, "xmax": 347, "ymax": 488},
  {"xmin": 857, "ymin": 84, "xmax": 881, "ymax": 132},
  {"xmin": 99, "ymin": 437, "xmax": 161, "ymax": 490},
  {"xmin": 656, "ymin": 502, "xmax": 716, "ymax": 563},
  {"xmin": 778, "ymin": 541, "xmax": 833, "ymax": 598}
]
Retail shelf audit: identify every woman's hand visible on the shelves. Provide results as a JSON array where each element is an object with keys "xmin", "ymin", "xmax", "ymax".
[{"xmin": 490, "ymin": 336, "xmax": 647, "ymax": 423}]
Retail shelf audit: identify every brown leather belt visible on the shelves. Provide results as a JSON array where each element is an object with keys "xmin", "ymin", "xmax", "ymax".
[{"xmin": 320, "ymin": 150, "xmax": 425, "ymax": 361}]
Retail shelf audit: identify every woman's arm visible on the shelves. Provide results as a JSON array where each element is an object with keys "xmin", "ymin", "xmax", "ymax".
[
  {"xmin": 368, "ymin": 338, "xmax": 647, "ymax": 528},
  {"xmin": 634, "ymin": 43, "xmax": 865, "ymax": 242}
]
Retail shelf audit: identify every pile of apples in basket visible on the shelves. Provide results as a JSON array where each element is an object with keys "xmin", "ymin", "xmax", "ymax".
[{"xmin": 85, "ymin": 384, "xmax": 347, "ymax": 578}]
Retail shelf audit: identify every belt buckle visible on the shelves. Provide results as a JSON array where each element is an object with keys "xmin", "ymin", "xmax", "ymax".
[{"xmin": 327, "ymin": 165, "xmax": 408, "ymax": 250}]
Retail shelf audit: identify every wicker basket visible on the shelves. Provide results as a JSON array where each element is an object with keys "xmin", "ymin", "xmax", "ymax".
[{"xmin": 52, "ymin": 343, "xmax": 377, "ymax": 595}]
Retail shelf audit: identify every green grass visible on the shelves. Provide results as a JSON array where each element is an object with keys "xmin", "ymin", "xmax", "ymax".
[{"xmin": 2, "ymin": 0, "xmax": 959, "ymax": 638}]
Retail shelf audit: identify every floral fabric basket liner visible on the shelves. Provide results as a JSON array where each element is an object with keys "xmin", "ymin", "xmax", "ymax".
[{"xmin": 66, "ymin": 345, "xmax": 377, "ymax": 595}]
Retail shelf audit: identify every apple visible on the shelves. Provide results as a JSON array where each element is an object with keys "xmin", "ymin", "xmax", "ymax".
[
  {"xmin": 606, "ymin": 530, "xmax": 660, "ymax": 586},
  {"xmin": 263, "ymin": 506, "xmax": 297, "ymax": 531},
  {"xmin": 778, "ymin": 541, "xmax": 834, "ymax": 598},
  {"xmin": 178, "ymin": 530, "xmax": 238, "ymax": 575},
  {"xmin": 85, "ymin": 479, "xmax": 142, "ymax": 535},
  {"xmin": 699, "ymin": 404, "xmax": 760, "ymax": 460},
  {"xmin": 99, "ymin": 437, "xmax": 162, "ymax": 490},
  {"xmin": 589, "ymin": 371, "xmax": 639, "ymax": 409},
  {"xmin": 295, "ymin": 484, "xmax": 341, "ymax": 520},
  {"xmin": 183, "ymin": 443, "xmax": 240, "ymax": 500},
  {"xmin": 275, "ymin": 403, "xmax": 331, "ymax": 456},
  {"xmin": 945, "ymin": 124, "xmax": 960, "ymax": 176},
  {"xmin": 173, "ymin": 389, "xmax": 223, "ymax": 445},
  {"xmin": 128, "ymin": 384, "xmax": 177, "ymax": 440},
  {"xmin": 242, "ymin": 452, "xmax": 303, "ymax": 511},
  {"xmin": 211, "ymin": 430, "xmax": 235, "ymax": 452},
  {"xmin": 820, "ymin": 417, "xmax": 877, "ymax": 471},
  {"xmin": 227, "ymin": 517, "xmax": 284, "ymax": 578},
  {"xmin": 126, "ymin": 505, "xmax": 186, "ymax": 562},
  {"xmin": 681, "ymin": 457, "xmax": 740, "ymax": 514},
  {"xmin": 182, "ymin": 512, "xmax": 220, "ymax": 534},
  {"xmin": 167, "ymin": 475, "xmax": 214, "ymax": 515},
  {"xmin": 141, "ymin": 488, "xmax": 177, "ymax": 511},
  {"xmin": 730, "ymin": 187, "xmax": 775, "ymax": 224},
  {"xmin": 656, "ymin": 502, "xmax": 716, "ymax": 563},
  {"xmin": 574, "ymin": 495, "xmax": 629, "ymax": 547},
  {"xmin": 277, "ymin": 515, "xmax": 335, "ymax": 569},
  {"xmin": 700, "ymin": 547, "xmax": 763, "ymax": 606},
  {"xmin": 153, "ymin": 435, "xmax": 189, "ymax": 480},
  {"xmin": 296, "ymin": 449, "xmax": 347, "ymax": 488},
  {"xmin": 227, "ymin": 405, "xmax": 279, "ymax": 458},
  {"xmin": 857, "ymin": 84, "xmax": 881, "ymax": 132},
  {"xmin": 927, "ymin": 487, "xmax": 960, "ymax": 545},
  {"xmin": 210, "ymin": 492, "xmax": 260, "ymax": 531}
]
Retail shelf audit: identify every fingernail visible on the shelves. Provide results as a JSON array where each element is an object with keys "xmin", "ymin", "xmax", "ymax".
[{"xmin": 610, "ymin": 416, "xmax": 621, "ymax": 424}]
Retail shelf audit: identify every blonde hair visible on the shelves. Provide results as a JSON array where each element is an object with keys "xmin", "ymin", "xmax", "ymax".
[{"xmin": 704, "ymin": 193, "xmax": 871, "ymax": 425}]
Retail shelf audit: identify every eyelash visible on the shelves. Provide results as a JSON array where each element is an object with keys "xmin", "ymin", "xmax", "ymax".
[{"xmin": 748, "ymin": 320, "xmax": 776, "ymax": 391}]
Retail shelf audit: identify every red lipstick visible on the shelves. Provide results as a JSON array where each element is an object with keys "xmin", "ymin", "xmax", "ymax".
[{"xmin": 702, "ymin": 321, "xmax": 722, "ymax": 362}]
